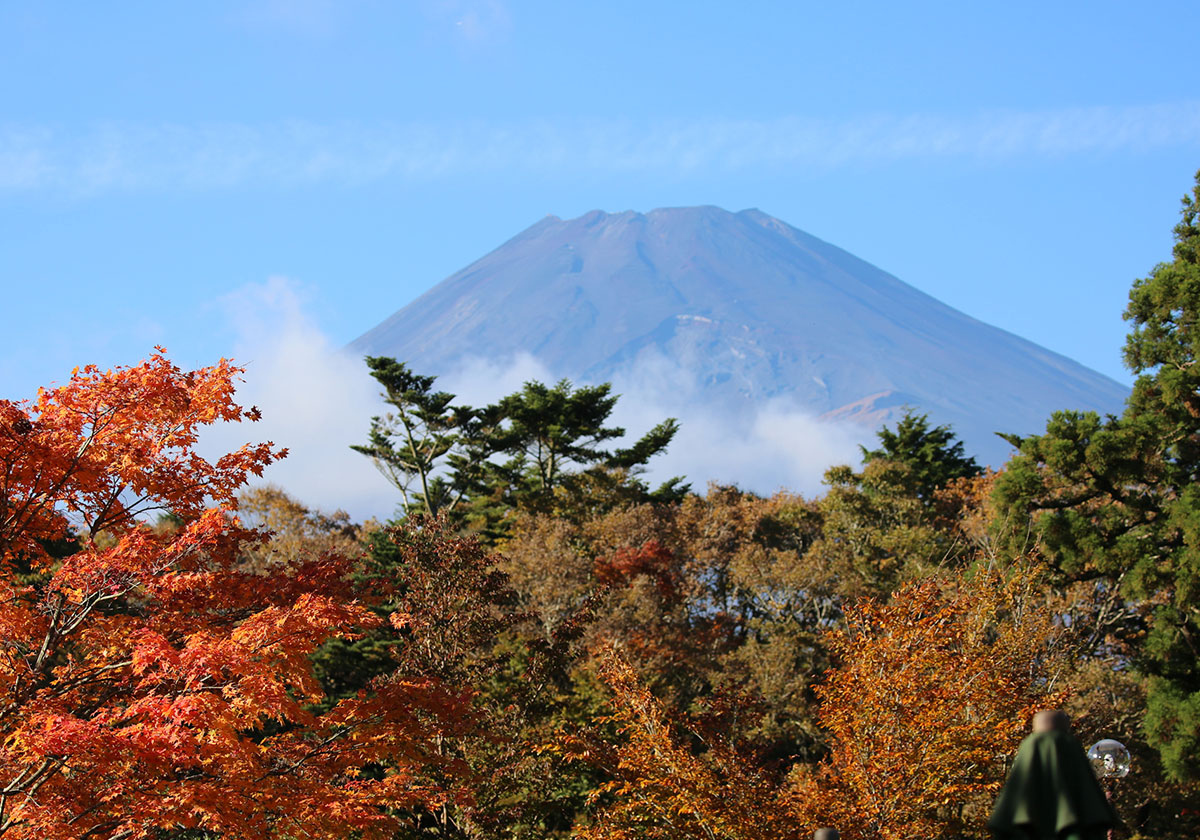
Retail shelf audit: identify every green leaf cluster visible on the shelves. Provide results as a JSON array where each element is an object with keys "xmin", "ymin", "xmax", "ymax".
[
  {"xmin": 860, "ymin": 409, "xmax": 981, "ymax": 502},
  {"xmin": 354, "ymin": 358, "xmax": 685, "ymax": 540}
]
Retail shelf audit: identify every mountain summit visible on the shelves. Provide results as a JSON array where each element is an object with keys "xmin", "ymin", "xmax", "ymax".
[{"xmin": 351, "ymin": 206, "xmax": 1127, "ymax": 468}]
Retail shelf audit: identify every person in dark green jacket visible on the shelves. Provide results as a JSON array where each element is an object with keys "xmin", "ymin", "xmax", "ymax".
[{"xmin": 988, "ymin": 710, "xmax": 1118, "ymax": 840}]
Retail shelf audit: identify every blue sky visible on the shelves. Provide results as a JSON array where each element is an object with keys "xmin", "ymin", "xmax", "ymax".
[{"xmin": 3, "ymin": 1, "xmax": 1199, "ymax": 513}]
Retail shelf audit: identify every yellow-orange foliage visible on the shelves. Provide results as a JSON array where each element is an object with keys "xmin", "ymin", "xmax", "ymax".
[
  {"xmin": 566, "ymin": 646, "xmax": 800, "ymax": 840},
  {"xmin": 792, "ymin": 571, "xmax": 1068, "ymax": 840}
]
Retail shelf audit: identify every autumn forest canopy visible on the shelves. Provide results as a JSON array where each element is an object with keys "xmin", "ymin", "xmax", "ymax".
[{"xmin": 5, "ymin": 171, "xmax": 1200, "ymax": 839}]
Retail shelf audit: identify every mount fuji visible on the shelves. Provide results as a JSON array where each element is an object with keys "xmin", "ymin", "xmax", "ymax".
[{"xmin": 350, "ymin": 206, "xmax": 1127, "ymax": 474}]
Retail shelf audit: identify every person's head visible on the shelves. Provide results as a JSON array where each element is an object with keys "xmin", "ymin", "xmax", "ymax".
[{"xmin": 1031, "ymin": 709, "xmax": 1071, "ymax": 733}]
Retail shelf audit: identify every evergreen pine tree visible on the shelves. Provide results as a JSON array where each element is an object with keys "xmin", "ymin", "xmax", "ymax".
[
  {"xmin": 859, "ymin": 409, "xmax": 982, "ymax": 502},
  {"xmin": 993, "ymin": 169, "xmax": 1200, "ymax": 779}
]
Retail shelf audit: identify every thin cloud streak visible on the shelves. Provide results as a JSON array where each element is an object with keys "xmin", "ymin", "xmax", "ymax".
[
  {"xmin": 423, "ymin": 0, "xmax": 513, "ymax": 45},
  {"xmin": 4, "ymin": 102, "xmax": 1200, "ymax": 194}
]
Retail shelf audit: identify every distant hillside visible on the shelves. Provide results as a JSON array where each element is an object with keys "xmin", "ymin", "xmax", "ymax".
[{"xmin": 351, "ymin": 206, "xmax": 1128, "ymax": 470}]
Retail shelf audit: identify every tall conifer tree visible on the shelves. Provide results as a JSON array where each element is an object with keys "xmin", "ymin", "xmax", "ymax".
[{"xmin": 994, "ymin": 170, "xmax": 1200, "ymax": 779}]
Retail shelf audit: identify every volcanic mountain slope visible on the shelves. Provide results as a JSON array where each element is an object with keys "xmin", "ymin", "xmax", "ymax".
[{"xmin": 351, "ymin": 206, "xmax": 1128, "ymax": 468}]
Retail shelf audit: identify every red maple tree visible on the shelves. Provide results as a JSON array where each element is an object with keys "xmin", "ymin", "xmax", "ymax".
[{"xmin": 0, "ymin": 351, "xmax": 470, "ymax": 839}]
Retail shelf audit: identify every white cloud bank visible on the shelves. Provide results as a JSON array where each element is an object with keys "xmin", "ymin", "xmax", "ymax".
[
  {"xmin": 4, "ymin": 101, "xmax": 1200, "ymax": 193},
  {"xmin": 198, "ymin": 277, "xmax": 399, "ymax": 522},
  {"xmin": 436, "ymin": 350, "xmax": 868, "ymax": 497},
  {"xmin": 197, "ymin": 278, "xmax": 868, "ymax": 522},
  {"xmin": 603, "ymin": 353, "xmax": 867, "ymax": 498}
]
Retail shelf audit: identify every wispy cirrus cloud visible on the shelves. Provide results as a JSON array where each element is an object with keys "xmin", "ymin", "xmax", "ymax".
[
  {"xmin": 235, "ymin": 0, "xmax": 343, "ymax": 36},
  {"xmin": 423, "ymin": 0, "xmax": 512, "ymax": 45},
  {"xmin": 3, "ymin": 102, "xmax": 1199, "ymax": 194}
]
